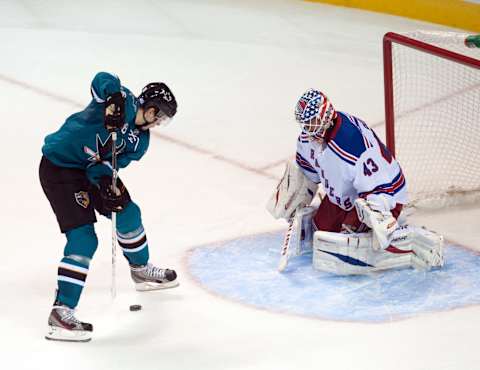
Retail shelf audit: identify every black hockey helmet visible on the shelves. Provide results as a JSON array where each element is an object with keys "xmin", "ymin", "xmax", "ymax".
[{"xmin": 138, "ymin": 82, "xmax": 177, "ymax": 118}]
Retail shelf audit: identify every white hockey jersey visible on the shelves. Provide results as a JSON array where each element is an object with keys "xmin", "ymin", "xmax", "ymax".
[{"xmin": 296, "ymin": 112, "xmax": 408, "ymax": 211}]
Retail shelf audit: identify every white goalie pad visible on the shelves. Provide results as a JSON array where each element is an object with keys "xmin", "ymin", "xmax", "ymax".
[
  {"xmin": 389, "ymin": 226, "xmax": 445, "ymax": 270},
  {"xmin": 266, "ymin": 161, "xmax": 318, "ymax": 220},
  {"xmin": 313, "ymin": 231, "xmax": 411, "ymax": 275},
  {"xmin": 312, "ymin": 226, "xmax": 444, "ymax": 275}
]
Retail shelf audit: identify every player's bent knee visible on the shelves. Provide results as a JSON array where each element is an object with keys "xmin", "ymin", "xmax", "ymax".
[
  {"xmin": 116, "ymin": 201, "xmax": 142, "ymax": 233},
  {"xmin": 65, "ymin": 224, "xmax": 98, "ymax": 259}
]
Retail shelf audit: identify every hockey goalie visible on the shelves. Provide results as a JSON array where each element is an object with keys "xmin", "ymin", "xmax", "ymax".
[{"xmin": 266, "ymin": 89, "xmax": 444, "ymax": 274}]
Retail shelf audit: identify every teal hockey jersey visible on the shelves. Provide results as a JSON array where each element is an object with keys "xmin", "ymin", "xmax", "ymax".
[{"xmin": 42, "ymin": 72, "xmax": 150, "ymax": 184}]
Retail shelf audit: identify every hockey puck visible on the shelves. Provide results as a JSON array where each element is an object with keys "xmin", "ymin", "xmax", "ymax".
[{"xmin": 129, "ymin": 304, "xmax": 142, "ymax": 311}]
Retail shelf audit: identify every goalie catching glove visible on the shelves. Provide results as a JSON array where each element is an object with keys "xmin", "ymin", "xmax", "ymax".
[
  {"xmin": 354, "ymin": 196, "xmax": 398, "ymax": 250},
  {"xmin": 266, "ymin": 161, "xmax": 318, "ymax": 220}
]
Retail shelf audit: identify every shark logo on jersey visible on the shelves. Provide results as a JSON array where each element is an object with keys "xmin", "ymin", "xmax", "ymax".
[
  {"xmin": 83, "ymin": 133, "xmax": 126, "ymax": 163},
  {"xmin": 74, "ymin": 191, "xmax": 90, "ymax": 209}
]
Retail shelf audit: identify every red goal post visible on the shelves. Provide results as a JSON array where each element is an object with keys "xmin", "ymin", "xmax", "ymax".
[{"xmin": 383, "ymin": 31, "xmax": 480, "ymax": 208}]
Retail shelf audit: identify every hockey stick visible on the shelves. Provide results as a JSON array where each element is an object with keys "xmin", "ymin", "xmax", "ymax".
[
  {"xmin": 278, "ymin": 214, "xmax": 295, "ymax": 272},
  {"xmin": 110, "ymin": 130, "xmax": 118, "ymax": 299}
]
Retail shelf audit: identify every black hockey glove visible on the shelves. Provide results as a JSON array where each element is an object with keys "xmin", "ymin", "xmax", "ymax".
[
  {"xmin": 104, "ymin": 92, "xmax": 125, "ymax": 131},
  {"xmin": 98, "ymin": 176, "xmax": 131, "ymax": 213}
]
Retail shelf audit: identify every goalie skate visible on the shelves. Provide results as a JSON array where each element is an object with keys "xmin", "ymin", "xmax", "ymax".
[
  {"xmin": 45, "ymin": 304, "xmax": 92, "ymax": 342},
  {"xmin": 130, "ymin": 263, "xmax": 179, "ymax": 291}
]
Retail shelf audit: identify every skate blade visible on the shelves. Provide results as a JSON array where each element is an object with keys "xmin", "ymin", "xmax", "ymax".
[
  {"xmin": 45, "ymin": 325, "xmax": 92, "ymax": 343},
  {"xmin": 135, "ymin": 280, "xmax": 180, "ymax": 291}
]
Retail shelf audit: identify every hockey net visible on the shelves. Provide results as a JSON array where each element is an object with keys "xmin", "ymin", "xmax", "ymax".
[{"xmin": 384, "ymin": 31, "xmax": 480, "ymax": 209}]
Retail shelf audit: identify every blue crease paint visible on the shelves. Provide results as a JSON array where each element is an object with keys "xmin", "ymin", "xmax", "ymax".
[{"xmin": 188, "ymin": 232, "xmax": 480, "ymax": 322}]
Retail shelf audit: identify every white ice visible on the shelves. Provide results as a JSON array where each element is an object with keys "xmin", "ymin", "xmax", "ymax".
[{"xmin": 1, "ymin": 1, "xmax": 479, "ymax": 369}]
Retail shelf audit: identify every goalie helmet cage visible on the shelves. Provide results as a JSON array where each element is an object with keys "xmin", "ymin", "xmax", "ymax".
[{"xmin": 383, "ymin": 31, "xmax": 480, "ymax": 209}]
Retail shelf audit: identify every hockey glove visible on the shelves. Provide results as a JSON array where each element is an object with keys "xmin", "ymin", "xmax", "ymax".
[
  {"xmin": 266, "ymin": 161, "xmax": 318, "ymax": 220},
  {"xmin": 104, "ymin": 91, "xmax": 125, "ymax": 131},
  {"xmin": 98, "ymin": 176, "xmax": 131, "ymax": 212},
  {"xmin": 354, "ymin": 198, "xmax": 398, "ymax": 250}
]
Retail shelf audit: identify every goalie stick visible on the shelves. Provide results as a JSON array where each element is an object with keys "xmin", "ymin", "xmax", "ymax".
[{"xmin": 278, "ymin": 214, "xmax": 295, "ymax": 272}]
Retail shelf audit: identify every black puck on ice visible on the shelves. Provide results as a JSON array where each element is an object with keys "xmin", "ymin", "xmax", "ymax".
[{"xmin": 129, "ymin": 304, "xmax": 142, "ymax": 311}]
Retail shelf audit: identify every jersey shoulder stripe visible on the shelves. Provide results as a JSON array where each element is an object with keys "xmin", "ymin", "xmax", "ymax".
[
  {"xmin": 327, "ymin": 140, "xmax": 357, "ymax": 166},
  {"xmin": 358, "ymin": 170, "xmax": 406, "ymax": 198},
  {"xmin": 350, "ymin": 115, "xmax": 374, "ymax": 149},
  {"xmin": 296, "ymin": 152, "xmax": 316, "ymax": 173}
]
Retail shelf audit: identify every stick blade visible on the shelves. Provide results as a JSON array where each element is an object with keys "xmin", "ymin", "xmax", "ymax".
[{"xmin": 278, "ymin": 256, "xmax": 288, "ymax": 272}]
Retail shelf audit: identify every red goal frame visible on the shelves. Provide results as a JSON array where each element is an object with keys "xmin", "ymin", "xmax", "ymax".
[{"xmin": 383, "ymin": 32, "xmax": 480, "ymax": 156}]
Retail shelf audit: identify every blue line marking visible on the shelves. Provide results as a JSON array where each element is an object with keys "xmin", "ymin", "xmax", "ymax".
[{"xmin": 188, "ymin": 231, "xmax": 480, "ymax": 322}]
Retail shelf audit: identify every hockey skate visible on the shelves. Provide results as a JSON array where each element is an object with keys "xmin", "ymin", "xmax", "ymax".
[
  {"xmin": 130, "ymin": 263, "xmax": 179, "ymax": 291},
  {"xmin": 45, "ymin": 303, "xmax": 93, "ymax": 342}
]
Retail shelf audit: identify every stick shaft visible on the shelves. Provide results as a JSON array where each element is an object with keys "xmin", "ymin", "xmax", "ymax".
[
  {"xmin": 111, "ymin": 131, "xmax": 118, "ymax": 299},
  {"xmin": 278, "ymin": 216, "xmax": 295, "ymax": 272}
]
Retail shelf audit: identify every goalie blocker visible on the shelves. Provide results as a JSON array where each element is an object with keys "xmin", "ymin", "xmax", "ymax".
[{"xmin": 266, "ymin": 161, "xmax": 318, "ymax": 221}]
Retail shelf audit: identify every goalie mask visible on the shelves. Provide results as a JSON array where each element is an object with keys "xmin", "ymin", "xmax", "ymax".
[{"xmin": 295, "ymin": 89, "xmax": 337, "ymax": 139}]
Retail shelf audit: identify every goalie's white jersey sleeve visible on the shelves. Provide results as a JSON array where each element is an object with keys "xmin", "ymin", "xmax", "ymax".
[{"xmin": 295, "ymin": 111, "xmax": 408, "ymax": 211}]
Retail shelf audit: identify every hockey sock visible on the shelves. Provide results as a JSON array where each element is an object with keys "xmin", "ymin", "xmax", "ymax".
[
  {"xmin": 57, "ymin": 224, "xmax": 98, "ymax": 308},
  {"xmin": 116, "ymin": 201, "xmax": 149, "ymax": 266}
]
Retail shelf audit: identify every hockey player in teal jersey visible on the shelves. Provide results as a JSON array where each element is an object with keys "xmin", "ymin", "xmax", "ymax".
[{"xmin": 40, "ymin": 72, "xmax": 178, "ymax": 342}]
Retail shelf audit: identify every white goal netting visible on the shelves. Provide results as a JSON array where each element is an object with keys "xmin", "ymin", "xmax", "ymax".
[{"xmin": 389, "ymin": 31, "xmax": 480, "ymax": 208}]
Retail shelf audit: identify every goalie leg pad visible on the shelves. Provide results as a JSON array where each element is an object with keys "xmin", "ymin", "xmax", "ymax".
[
  {"xmin": 312, "ymin": 231, "xmax": 412, "ymax": 275},
  {"xmin": 388, "ymin": 226, "xmax": 444, "ymax": 270}
]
